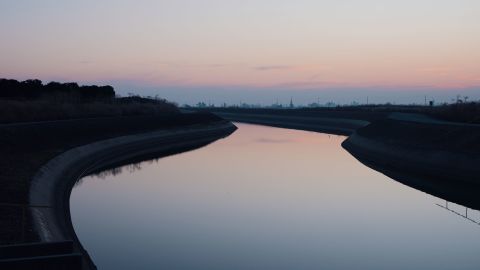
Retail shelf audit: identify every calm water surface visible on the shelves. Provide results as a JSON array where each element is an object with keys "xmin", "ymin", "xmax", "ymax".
[{"xmin": 71, "ymin": 123, "xmax": 480, "ymax": 270}]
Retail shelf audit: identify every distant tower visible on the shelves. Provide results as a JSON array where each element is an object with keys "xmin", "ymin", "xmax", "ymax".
[{"xmin": 289, "ymin": 97, "xmax": 294, "ymax": 108}]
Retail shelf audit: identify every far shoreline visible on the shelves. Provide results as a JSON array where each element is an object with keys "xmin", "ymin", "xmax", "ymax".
[{"xmin": 206, "ymin": 109, "xmax": 480, "ymax": 210}]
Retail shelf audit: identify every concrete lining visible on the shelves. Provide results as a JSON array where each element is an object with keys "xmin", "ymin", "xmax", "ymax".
[
  {"xmin": 342, "ymin": 132, "xmax": 480, "ymax": 184},
  {"xmin": 215, "ymin": 112, "xmax": 369, "ymax": 135},
  {"xmin": 29, "ymin": 121, "xmax": 237, "ymax": 269}
]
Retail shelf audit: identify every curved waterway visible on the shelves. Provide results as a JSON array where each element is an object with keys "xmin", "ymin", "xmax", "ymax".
[{"xmin": 71, "ymin": 123, "xmax": 480, "ymax": 270}]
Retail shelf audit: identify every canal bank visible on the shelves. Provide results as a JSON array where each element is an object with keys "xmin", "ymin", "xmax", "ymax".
[
  {"xmin": 71, "ymin": 123, "xmax": 480, "ymax": 270},
  {"xmin": 0, "ymin": 113, "xmax": 236, "ymax": 269},
  {"xmin": 342, "ymin": 115, "xmax": 480, "ymax": 209},
  {"xmin": 30, "ymin": 120, "xmax": 236, "ymax": 270},
  {"xmin": 213, "ymin": 112, "xmax": 369, "ymax": 135},
  {"xmin": 213, "ymin": 111, "xmax": 480, "ymax": 208}
]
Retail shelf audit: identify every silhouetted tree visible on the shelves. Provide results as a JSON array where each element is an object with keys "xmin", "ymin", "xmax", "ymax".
[{"xmin": 0, "ymin": 78, "xmax": 115, "ymax": 101}]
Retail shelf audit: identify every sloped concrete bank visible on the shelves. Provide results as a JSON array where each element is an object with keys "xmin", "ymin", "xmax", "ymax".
[
  {"xmin": 214, "ymin": 112, "xmax": 369, "ymax": 135},
  {"xmin": 343, "ymin": 132, "xmax": 480, "ymax": 185},
  {"xmin": 29, "ymin": 121, "xmax": 237, "ymax": 270},
  {"xmin": 342, "ymin": 118, "xmax": 480, "ymax": 209}
]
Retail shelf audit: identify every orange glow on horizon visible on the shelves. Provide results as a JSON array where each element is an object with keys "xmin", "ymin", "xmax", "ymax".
[{"xmin": 1, "ymin": 1, "xmax": 479, "ymax": 92}]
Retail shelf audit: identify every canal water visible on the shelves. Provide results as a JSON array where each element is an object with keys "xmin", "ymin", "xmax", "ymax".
[{"xmin": 71, "ymin": 123, "xmax": 480, "ymax": 270}]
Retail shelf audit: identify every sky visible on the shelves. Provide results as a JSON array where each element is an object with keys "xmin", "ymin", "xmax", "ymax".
[{"xmin": 1, "ymin": 0, "xmax": 479, "ymax": 105}]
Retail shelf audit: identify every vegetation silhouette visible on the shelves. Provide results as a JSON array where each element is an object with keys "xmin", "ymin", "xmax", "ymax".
[
  {"xmin": 200, "ymin": 101, "xmax": 480, "ymax": 124},
  {"xmin": 0, "ymin": 78, "xmax": 179, "ymax": 123},
  {"xmin": 0, "ymin": 78, "xmax": 114, "ymax": 101}
]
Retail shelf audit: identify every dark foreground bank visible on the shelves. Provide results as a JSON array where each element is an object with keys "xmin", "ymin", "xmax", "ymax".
[{"xmin": 0, "ymin": 112, "xmax": 237, "ymax": 269}]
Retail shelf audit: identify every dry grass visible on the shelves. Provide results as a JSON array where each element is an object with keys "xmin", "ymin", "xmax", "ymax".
[
  {"xmin": 0, "ymin": 99, "xmax": 179, "ymax": 124},
  {"xmin": 204, "ymin": 102, "xmax": 480, "ymax": 124},
  {"xmin": 426, "ymin": 102, "xmax": 480, "ymax": 124}
]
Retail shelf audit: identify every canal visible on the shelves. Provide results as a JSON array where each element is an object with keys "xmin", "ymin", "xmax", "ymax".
[{"xmin": 71, "ymin": 123, "xmax": 480, "ymax": 270}]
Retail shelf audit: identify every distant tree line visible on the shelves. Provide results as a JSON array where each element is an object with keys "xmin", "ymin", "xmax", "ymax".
[{"xmin": 0, "ymin": 78, "xmax": 115, "ymax": 101}]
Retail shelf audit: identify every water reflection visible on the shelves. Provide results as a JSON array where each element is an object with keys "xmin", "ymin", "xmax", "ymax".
[
  {"xmin": 255, "ymin": 138, "xmax": 294, "ymax": 144},
  {"xmin": 90, "ymin": 159, "xmax": 159, "ymax": 180},
  {"xmin": 71, "ymin": 123, "xmax": 480, "ymax": 270},
  {"xmin": 76, "ymin": 135, "xmax": 226, "ymax": 186}
]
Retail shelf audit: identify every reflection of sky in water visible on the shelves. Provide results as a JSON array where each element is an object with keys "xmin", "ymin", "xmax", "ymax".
[
  {"xmin": 255, "ymin": 138, "xmax": 294, "ymax": 144},
  {"xmin": 71, "ymin": 123, "xmax": 480, "ymax": 270}
]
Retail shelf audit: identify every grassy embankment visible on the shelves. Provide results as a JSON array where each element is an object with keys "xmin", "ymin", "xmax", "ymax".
[{"xmin": 0, "ymin": 97, "xmax": 179, "ymax": 124}]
